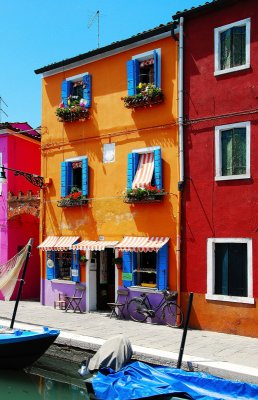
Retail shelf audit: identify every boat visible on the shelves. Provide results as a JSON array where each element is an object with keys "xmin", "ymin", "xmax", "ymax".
[
  {"xmin": 0, "ymin": 239, "xmax": 60, "ymax": 369},
  {"xmin": 0, "ymin": 326, "xmax": 60, "ymax": 369}
]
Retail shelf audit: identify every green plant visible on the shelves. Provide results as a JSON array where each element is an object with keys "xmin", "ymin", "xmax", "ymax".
[
  {"xmin": 80, "ymin": 255, "xmax": 88, "ymax": 263},
  {"xmin": 56, "ymin": 98, "xmax": 89, "ymax": 122},
  {"xmin": 114, "ymin": 257, "xmax": 122, "ymax": 265},
  {"xmin": 122, "ymin": 84, "xmax": 164, "ymax": 109}
]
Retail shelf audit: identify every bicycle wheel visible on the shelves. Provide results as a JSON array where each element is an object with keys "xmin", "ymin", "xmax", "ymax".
[
  {"xmin": 127, "ymin": 298, "xmax": 148, "ymax": 322},
  {"xmin": 162, "ymin": 302, "xmax": 184, "ymax": 328}
]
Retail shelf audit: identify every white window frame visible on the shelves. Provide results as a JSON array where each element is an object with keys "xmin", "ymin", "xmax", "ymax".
[
  {"xmin": 214, "ymin": 18, "xmax": 251, "ymax": 76},
  {"xmin": 215, "ymin": 121, "xmax": 250, "ymax": 181},
  {"xmin": 206, "ymin": 238, "xmax": 254, "ymax": 304},
  {"xmin": 132, "ymin": 48, "xmax": 161, "ymax": 88}
]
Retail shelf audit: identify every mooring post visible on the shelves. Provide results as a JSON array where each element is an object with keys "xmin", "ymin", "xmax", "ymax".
[{"xmin": 177, "ymin": 292, "xmax": 194, "ymax": 369}]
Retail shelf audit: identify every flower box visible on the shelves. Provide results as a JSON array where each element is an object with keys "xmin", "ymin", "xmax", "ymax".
[
  {"xmin": 56, "ymin": 98, "xmax": 90, "ymax": 122},
  {"xmin": 124, "ymin": 185, "xmax": 165, "ymax": 203},
  {"xmin": 122, "ymin": 84, "xmax": 164, "ymax": 109},
  {"xmin": 57, "ymin": 188, "xmax": 88, "ymax": 208}
]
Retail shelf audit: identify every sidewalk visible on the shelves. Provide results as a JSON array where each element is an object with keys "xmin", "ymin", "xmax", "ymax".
[{"xmin": 1, "ymin": 300, "xmax": 258, "ymax": 384}]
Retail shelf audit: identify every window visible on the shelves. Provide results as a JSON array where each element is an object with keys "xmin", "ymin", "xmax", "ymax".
[
  {"xmin": 122, "ymin": 243, "xmax": 168, "ymax": 290},
  {"xmin": 61, "ymin": 157, "xmax": 88, "ymax": 197},
  {"xmin": 127, "ymin": 49, "xmax": 161, "ymax": 95},
  {"xmin": 61, "ymin": 73, "xmax": 92, "ymax": 107},
  {"xmin": 214, "ymin": 18, "xmax": 250, "ymax": 76},
  {"xmin": 103, "ymin": 143, "xmax": 115, "ymax": 163},
  {"xmin": 206, "ymin": 238, "xmax": 254, "ymax": 304},
  {"xmin": 46, "ymin": 250, "xmax": 80, "ymax": 282},
  {"xmin": 127, "ymin": 146, "xmax": 162, "ymax": 189},
  {"xmin": 215, "ymin": 122, "xmax": 250, "ymax": 181}
]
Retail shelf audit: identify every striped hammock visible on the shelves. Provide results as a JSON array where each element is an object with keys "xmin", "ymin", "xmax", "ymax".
[{"xmin": 0, "ymin": 243, "xmax": 29, "ymax": 301}]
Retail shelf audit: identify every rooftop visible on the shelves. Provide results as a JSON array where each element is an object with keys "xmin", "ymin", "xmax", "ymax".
[{"xmin": 0, "ymin": 122, "xmax": 41, "ymax": 141}]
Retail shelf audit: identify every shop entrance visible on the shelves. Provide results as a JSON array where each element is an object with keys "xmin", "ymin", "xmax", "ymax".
[{"xmin": 96, "ymin": 248, "xmax": 115, "ymax": 311}]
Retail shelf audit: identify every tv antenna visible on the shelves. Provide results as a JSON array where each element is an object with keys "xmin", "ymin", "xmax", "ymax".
[
  {"xmin": 0, "ymin": 97, "xmax": 8, "ymax": 123},
  {"xmin": 88, "ymin": 10, "xmax": 100, "ymax": 48}
]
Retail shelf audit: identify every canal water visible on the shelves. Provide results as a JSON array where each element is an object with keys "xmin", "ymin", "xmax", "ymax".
[{"xmin": 0, "ymin": 354, "xmax": 94, "ymax": 400}]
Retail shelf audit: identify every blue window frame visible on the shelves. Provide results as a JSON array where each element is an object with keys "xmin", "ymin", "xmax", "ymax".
[
  {"xmin": 127, "ymin": 147, "xmax": 162, "ymax": 190},
  {"xmin": 122, "ymin": 243, "xmax": 168, "ymax": 290},
  {"xmin": 61, "ymin": 74, "xmax": 92, "ymax": 108},
  {"xmin": 61, "ymin": 157, "xmax": 88, "ymax": 197},
  {"xmin": 127, "ymin": 49, "xmax": 161, "ymax": 96},
  {"xmin": 46, "ymin": 250, "xmax": 80, "ymax": 282}
]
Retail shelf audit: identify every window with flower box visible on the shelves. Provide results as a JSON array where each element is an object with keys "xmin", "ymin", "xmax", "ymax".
[
  {"xmin": 122, "ymin": 49, "xmax": 163, "ymax": 108},
  {"xmin": 58, "ymin": 157, "xmax": 88, "ymax": 207},
  {"xmin": 125, "ymin": 146, "xmax": 164, "ymax": 202},
  {"xmin": 56, "ymin": 73, "xmax": 92, "ymax": 122}
]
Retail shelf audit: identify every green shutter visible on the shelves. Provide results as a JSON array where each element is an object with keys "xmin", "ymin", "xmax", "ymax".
[
  {"xmin": 153, "ymin": 148, "xmax": 162, "ymax": 189},
  {"xmin": 221, "ymin": 128, "xmax": 246, "ymax": 176}
]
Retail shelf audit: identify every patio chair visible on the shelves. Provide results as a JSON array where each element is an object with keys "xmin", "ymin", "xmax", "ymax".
[
  {"xmin": 65, "ymin": 284, "xmax": 85, "ymax": 313},
  {"xmin": 107, "ymin": 288, "xmax": 129, "ymax": 319}
]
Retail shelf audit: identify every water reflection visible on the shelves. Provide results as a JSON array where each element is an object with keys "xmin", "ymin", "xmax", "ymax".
[{"xmin": 0, "ymin": 356, "xmax": 92, "ymax": 400}]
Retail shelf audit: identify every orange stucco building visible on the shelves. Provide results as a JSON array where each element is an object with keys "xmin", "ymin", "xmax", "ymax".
[{"xmin": 35, "ymin": 22, "xmax": 179, "ymax": 316}]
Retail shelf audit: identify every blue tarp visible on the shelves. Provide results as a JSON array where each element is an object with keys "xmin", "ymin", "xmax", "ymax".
[{"xmin": 92, "ymin": 361, "xmax": 258, "ymax": 400}]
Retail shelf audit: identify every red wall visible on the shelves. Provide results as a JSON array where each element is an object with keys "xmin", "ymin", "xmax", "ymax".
[{"xmin": 181, "ymin": 0, "xmax": 258, "ymax": 336}]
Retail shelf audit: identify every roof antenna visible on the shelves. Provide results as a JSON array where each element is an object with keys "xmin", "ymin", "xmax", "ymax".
[
  {"xmin": 88, "ymin": 10, "xmax": 100, "ymax": 48},
  {"xmin": 0, "ymin": 97, "xmax": 8, "ymax": 123}
]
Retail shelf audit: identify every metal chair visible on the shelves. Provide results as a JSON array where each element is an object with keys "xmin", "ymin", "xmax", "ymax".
[
  {"xmin": 107, "ymin": 288, "xmax": 129, "ymax": 319},
  {"xmin": 65, "ymin": 285, "xmax": 85, "ymax": 313}
]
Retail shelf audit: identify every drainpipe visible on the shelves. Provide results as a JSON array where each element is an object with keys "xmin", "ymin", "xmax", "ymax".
[{"xmin": 177, "ymin": 17, "xmax": 184, "ymax": 307}]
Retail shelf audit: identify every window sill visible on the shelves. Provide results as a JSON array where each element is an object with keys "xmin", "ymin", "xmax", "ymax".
[
  {"xmin": 51, "ymin": 279, "xmax": 76, "ymax": 285},
  {"xmin": 206, "ymin": 293, "xmax": 254, "ymax": 304},
  {"xmin": 57, "ymin": 198, "xmax": 88, "ymax": 207},
  {"xmin": 124, "ymin": 198, "xmax": 163, "ymax": 204},
  {"xmin": 214, "ymin": 63, "xmax": 250, "ymax": 77},
  {"xmin": 215, "ymin": 173, "xmax": 250, "ymax": 181},
  {"xmin": 129, "ymin": 286, "xmax": 159, "ymax": 293}
]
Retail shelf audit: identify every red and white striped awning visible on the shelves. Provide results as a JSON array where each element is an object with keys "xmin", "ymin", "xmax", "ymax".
[
  {"xmin": 115, "ymin": 236, "xmax": 169, "ymax": 253},
  {"xmin": 72, "ymin": 240, "xmax": 119, "ymax": 251},
  {"xmin": 38, "ymin": 236, "xmax": 60, "ymax": 251},
  {"xmin": 38, "ymin": 236, "xmax": 79, "ymax": 251},
  {"xmin": 132, "ymin": 152, "xmax": 154, "ymax": 189}
]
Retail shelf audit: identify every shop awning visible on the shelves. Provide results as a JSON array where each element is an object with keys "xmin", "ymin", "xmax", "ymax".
[
  {"xmin": 115, "ymin": 236, "xmax": 169, "ymax": 252},
  {"xmin": 72, "ymin": 240, "xmax": 119, "ymax": 251},
  {"xmin": 132, "ymin": 152, "xmax": 154, "ymax": 189},
  {"xmin": 38, "ymin": 236, "xmax": 79, "ymax": 251}
]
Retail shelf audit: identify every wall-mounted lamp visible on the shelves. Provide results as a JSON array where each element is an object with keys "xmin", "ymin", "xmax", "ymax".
[{"xmin": 0, "ymin": 166, "xmax": 45, "ymax": 189}]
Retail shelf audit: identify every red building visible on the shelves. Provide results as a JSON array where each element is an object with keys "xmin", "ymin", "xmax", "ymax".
[
  {"xmin": 173, "ymin": 0, "xmax": 258, "ymax": 337},
  {"xmin": 0, "ymin": 123, "xmax": 41, "ymax": 300}
]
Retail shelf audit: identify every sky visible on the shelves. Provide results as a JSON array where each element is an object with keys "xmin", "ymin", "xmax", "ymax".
[{"xmin": 0, "ymin": 0, "xmax": 204, "ymax": 130}]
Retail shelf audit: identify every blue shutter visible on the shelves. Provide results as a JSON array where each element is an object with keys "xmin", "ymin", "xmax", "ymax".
[
  {"xmin": 153, "ymin": 50, "xmax": 161, "ymax": 88},
  {"xmin": 127, "ymin": 152, "xmax": 139, "ymax": 189},
  {"xmin": 83, "ymin": 74, "xmax": 92, "ymax": 108},
  {"xmin": 122, "ymin": 251, "xmax": 134, "ymax": 287},
  {"xmin": 72, "ymin": 250, "xmax": 80, "ymax": 282},
  {"xmin": 153, "ymin": 148, "xmax": 162, "ymax": 189},
  {"xmin": 61, "ymin": 161, "xmax": 73, "ymax": 197},
  {"xmin": 61, "ymin": 80, "xmax": 73, "ymax": 107},
  {"xmin": 127, "ymin": 60, "xmax": 136, "ymax": 96},
  {"xmin": 156, "ymin": 243, "xmax": 168, "ymax": 290},
  {"xmin": 46, "ymin": 251, "xmax": 59, "ymax": 280},
  {"xmin": 81, "ymin": 157, "xmax": 88, "ymax": 196}
]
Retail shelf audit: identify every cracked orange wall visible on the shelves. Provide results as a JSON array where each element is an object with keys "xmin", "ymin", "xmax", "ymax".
[{"xmin": 40, "ymin": 36, "xmax": 179, "ymax": 288}]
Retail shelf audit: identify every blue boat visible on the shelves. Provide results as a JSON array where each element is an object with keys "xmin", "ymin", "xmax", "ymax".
[{"xmin": 0, "ymin": 327, "xmax": 60, "ymax": 369}]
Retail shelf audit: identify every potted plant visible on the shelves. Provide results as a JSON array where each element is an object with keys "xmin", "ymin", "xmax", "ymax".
[
  {"xmin": 57, "ymin": 186, "xmax": 88, "ymax": 208},
  {"xmin": 56, "ymin": 97, "xmax": 90, "ymax": 122},
  {"xmin": 80, "ymin": 255, "xmax": 88, "ymax": 263},
  {"xmin": 122, "ymin": 83, "xmax": 164, "ymax": 109},
  {"xmin": 114, "ymin": 257, "xmax": 122, "ymax": 269},
  {"xmin": 124, "ymin": 184, "xmax": 165, "ymax": 203}
]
